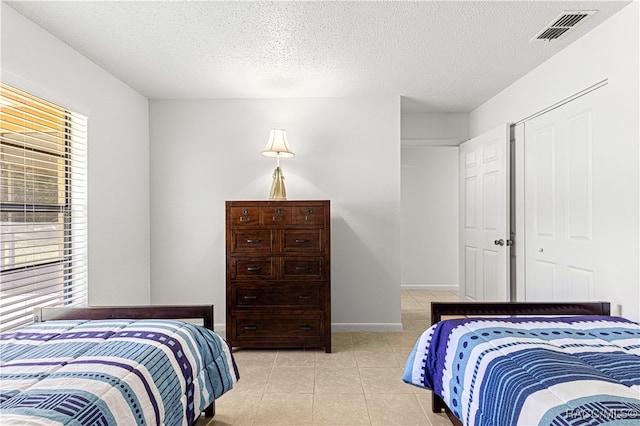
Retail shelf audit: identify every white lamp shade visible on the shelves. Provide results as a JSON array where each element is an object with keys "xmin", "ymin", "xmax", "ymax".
[{"xmin": 261, "ymin": 129, "xmax": 295, "ymax": 158}]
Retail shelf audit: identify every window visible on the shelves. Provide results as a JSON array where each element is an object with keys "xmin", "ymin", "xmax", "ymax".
[{"xmin": 0, "ymin": 83, "xmax": 87, "ymax": 332}]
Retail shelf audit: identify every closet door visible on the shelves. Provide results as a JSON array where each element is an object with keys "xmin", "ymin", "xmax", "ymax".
[
  {"xmin": 459, "ymin": 125, "xmax": 510, "ymax": 301},
  {"xmin": 524, "ymin": 88, "xmax": 604, "ymax": 301}
]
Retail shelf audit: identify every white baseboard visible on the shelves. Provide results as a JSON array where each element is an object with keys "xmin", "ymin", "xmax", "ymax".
[
  {"xmin": 214, "ymin": 324, "xmax": 226, "ymax": 336},
  {"xmin": 401, "ymin": 284, "xmax": 459, "ymax": 291},
  {"xmin": 331, "ymin": 323, "xmax": 404, "ymax": 332}
]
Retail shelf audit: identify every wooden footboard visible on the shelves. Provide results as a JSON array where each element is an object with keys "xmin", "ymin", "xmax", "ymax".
[
  {"xmin": 429, "ymin": 301, "xmax": 611, "ymax": 425},
  {"xmin": 33, "ymin": 304, "xmax": 216, "ymax": 419}
]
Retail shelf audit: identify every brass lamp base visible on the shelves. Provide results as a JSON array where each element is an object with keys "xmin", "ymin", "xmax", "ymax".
[{"xmin": 269, "ymin": 166, "xmax": 287, "ymax": 200}]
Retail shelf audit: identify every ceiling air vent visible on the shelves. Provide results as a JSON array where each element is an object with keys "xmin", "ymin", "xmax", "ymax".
[{"xmin": 532, "ymin": 10, "xmax": 596, "ymax": 41}]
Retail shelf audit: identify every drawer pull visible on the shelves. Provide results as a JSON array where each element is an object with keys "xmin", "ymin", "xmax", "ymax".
[
  {"xmin": 298, "ymin": 295, "xmax": 312, "ymax": 299},
  {"xmin": 295, "ymin": 239, "xmax": 308, "ymax": 243},
  {"xmin": 244, "ymin": 326, "xmax": 257, "ymax": 330},
  {"xmin": 272, "ymin": 216, "xmax": 283, "ymax": 221},
  {"xmin": 239, "ymin": 216, "xmax": 251, "ymax": 222},
  {"xmin": 299, "ymin": 326, "xmax": 312, "ymax": 331},
  {"xmin": 295, "ymin": 266, "xmax": 310, "ymax": 271},
  {"xmin": 243, "ymin": 295, "xmax": 258, "ymax": 300},
  {"xmin": 246, "ymin": 239, "xmax": 261, "ymax": 243},
  {"xmin": 305, "ymin": 216, "xmax": 315, "ymax": 221},
  {"xmin": 247, "ymin": 267, "xmax": 261, "ymax": 271}
]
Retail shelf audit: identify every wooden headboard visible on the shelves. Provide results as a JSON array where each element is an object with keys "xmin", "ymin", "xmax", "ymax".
[
  {"xmin": 34, "ymin": 305, "xmax": 214, "ymax": 331},
  {"xmin": 431, "ymin": 301, "xmax": 611, "ymax": 326}
]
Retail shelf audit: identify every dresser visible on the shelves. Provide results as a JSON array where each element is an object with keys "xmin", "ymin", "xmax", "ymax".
[{"xmin": 225, "ymin": 200, "xmax": 331, "ymax": 352}]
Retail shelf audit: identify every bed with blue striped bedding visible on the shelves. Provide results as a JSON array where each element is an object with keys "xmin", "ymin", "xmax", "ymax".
[
  {"xmin": 0, "ymin": 318, "xmax": 239, "ymax": 425},
  {"xmin": 403, "ymin": 316, "xmax": 640, "ymax": 425}
]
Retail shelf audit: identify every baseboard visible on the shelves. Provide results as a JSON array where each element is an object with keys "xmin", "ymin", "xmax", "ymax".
[
  {"xmin": 331, "ymin": 323, "xmax": 404, "ymax": 332},
  {"xmin": 401, "ymin": 284, "xmax": 459, "ymax": 291}
]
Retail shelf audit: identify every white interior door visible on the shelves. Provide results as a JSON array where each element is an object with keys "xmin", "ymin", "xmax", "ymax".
[
  {"xmin": 459, "ymin": 125, "xmax": 510, "ymax": 301},
  {"xmin": 524, "ymin": 88, "xmax": 603, "ymax": 301}
]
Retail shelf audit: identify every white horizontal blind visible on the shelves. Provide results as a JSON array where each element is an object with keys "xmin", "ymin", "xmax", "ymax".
[{"xmin": 0, "ymin": 82, "xmax": 88, "ymax": 332}]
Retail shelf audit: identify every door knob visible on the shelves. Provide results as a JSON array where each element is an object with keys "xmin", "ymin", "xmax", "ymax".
[{"xmin": 494, "ymin": 239, "xmax": 505, "ymax": 246}]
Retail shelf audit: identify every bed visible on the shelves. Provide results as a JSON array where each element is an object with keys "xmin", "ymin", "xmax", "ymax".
[
  {"xmin": 402, "ymin": 301, "xmax": 640, "ymax": 426},
  {"xmin": 0, "ymin": 305, "xmax": 239, "ymax": 425}
]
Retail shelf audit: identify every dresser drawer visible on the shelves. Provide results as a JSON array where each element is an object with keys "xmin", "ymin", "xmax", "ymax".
[
  {"xmin": 283, "ymin": 230, "xmax": 323, "ymax": 253},
  {"xmin": 231, "ymin": 230, "xmax": 273, "ymax": 253},
  {"xmin": 230, "ymin": 258, "xmax": 276, "ymax": 279},
  {"xmin": 261, "ymin": 207, "xmax": 292, "ymax": 225},
  {"xmin": 293, "ymin": 206, "xmax": 325, "ymax": 226},
  {"xmin": 234, "ymin": 316, "xmax": 322, "ymax": 339},
  {"xmin": 230, "ymin": 207, "xmax": 260, "ymax": 227},
  {"xmin": 282, "ymin": 257, "xmax": 324, "ymax": 280},
  {"xmin": 232, "ymin": 283, "xmax": 323, "ymax": 308}
]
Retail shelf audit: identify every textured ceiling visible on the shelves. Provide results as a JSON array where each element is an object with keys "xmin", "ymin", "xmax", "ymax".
[{"xmin": 5, "ymin": 1, "xmax": 632, "ymax": 112}]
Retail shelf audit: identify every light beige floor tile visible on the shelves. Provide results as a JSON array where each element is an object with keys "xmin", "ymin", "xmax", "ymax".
[
  {"xmin": 406, "ymin": 290, "xmax": 436, "ymax": 302},
  {"xmin": 392, "ymin": 347, "xmax": 414, "ymax": 368},
  {"xmin": 232, "ymin": 349, "xmax": 278, "ymax": 367},
  {"xmin": 365, "ymin": 394, "xmax": 429, "ymax": 425},
  {"xmin": 386, "ymin": 330, "xmax": 423, "ymax": 349},
  {"xmin": 315, "ymin": 348, "xmax": 358, "ymax": 368},
  {"xmin": 351, "ymin": 332, "xmax": 391, "ymax": 351},
  {"xmin": 312, "ymin": 394, "xmax": 370, "ymax": 425},
  {"xmin": 355, "ymin": 348, "xmax": 400, "ymax": 367},
  {"xmin": 331, "ymin": 332, "xmax": 354, "ymax": 349},
  {"xmin": 274, "ymin": 349, "xmax": 318, "ymax": 367},
  {"xmin": 359, "ymin": 367, "xmax": 413, "ymax": 394},
  {"xmin": 265, "ymin": 366, "xmax": 315, "ymax": 394},
  {"xmin": 415, "ymin": 392, "xmax": 456, "ymax": 425},
  {"xmin": 230, "ymin": 365, "xmax": 272, "ymax": 394},
  {"xmin": 315, "ymin": 367, "xmax": 363, "ymax": 394},
  {"xmin": 254, "ymin": 393, "xmax": 313, "ymax": 425},
  {"xmin": 202, "ymin": 392, "xmax": 260, "ymax": 425},
  {"xmin": 401, "ymin": 298, "xmax": 424, "ymax": 311}
]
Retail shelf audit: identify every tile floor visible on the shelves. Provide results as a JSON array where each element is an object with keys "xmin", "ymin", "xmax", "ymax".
[{"xmin": 197, "ymin": 290, "xmax": 458, "ymax": 425}]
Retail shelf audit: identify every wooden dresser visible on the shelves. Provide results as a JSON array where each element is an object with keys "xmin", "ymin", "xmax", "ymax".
[{"xmin": 225, "ymin": 200, "xmax": 331, "ymax": 352}]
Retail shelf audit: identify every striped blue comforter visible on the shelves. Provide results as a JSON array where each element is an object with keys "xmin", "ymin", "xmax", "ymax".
[
  {"xmin": 0, "ymin": 319, "xmax": 239, "ymax": 425},
  {"xmin": 403, "ymin": 316, "xmax": 640, "ymax": 425}
]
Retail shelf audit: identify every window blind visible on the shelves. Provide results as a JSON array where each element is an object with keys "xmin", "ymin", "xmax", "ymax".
[{"xmin": 0, "ymin": 82, "xmax": 88, "ymax": 332}]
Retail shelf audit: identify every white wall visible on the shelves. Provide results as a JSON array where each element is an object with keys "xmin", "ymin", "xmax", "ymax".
[
  {"xmin": 470, "ymin": 3, "xmax": 639, "ymax": 321},
  {"xmin": 1, "ymin": 3, "xmax": 151, "ymax": 305},
  {"xmin": 149, "ymin": 97, "xmax": 402, "ymax": 330},
  {"xmin": 401, "ymin": 146, "xmax": 459, "ymax": 290},
  {"xmin": 402, "ymin": 113, "xmax": 469, "ymax": 145},
  {"xmin": 400, "ymin": 113, "xmax": 467, "ymax": 290}
]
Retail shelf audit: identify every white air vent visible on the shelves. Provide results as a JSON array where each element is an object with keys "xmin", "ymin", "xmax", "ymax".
[{"xmin": 532, "ymin": 10, "xmax": 596, "ymax": 41}]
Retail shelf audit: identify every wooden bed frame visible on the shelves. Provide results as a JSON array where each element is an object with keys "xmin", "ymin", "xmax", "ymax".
[
  {"xmin": 33, "ymin": 304, "xmax": 216, "ymax": 420},
  {"xmin": 429, "ymin": 301, "xmax": 611, "ymax": 426}
]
